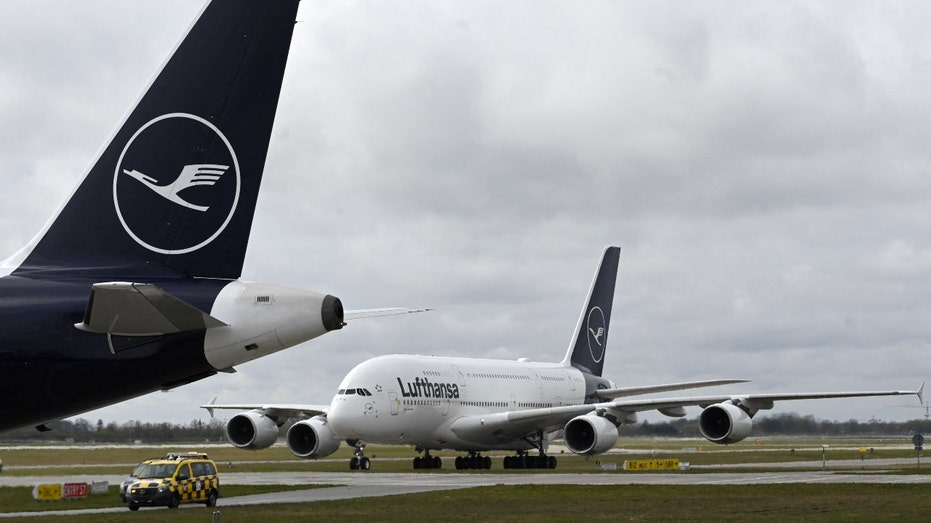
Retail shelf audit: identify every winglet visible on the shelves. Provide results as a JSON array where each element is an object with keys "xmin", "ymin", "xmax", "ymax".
[
  {"xmin": 205, "ymin": 396, "xmax": 218, "ymax": 419},
  {"xmin": 918, "ymin": 382, "xmax": 925, "ymax": 405}
]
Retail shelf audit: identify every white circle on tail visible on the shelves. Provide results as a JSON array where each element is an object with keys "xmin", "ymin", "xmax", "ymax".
[
  {"xmin": 113, "ymin": 113, "xmax": 241, "ymax": 255},
  {"xmin": 586, "ymin": 306, "xmax": 606, "ymax": 363}
]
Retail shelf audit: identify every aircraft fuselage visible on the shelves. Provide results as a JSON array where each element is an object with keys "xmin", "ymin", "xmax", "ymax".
[{"xmin": 327, "ymin": 354, "xmax": 590, "ymax": 452}]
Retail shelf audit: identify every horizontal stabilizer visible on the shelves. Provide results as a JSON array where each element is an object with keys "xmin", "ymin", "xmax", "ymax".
[
  {"xmin": 75, "ymin": 282, "xmax": 227, "ymax": 336},
  {"xmin": 595, "ymin": 379, "xmax": 750, "ymax": 400}
]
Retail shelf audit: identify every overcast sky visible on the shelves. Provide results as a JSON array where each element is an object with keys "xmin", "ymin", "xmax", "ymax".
[{"xmin": 1, "ymin": 1, "xmax": 929, "ymax": 429}]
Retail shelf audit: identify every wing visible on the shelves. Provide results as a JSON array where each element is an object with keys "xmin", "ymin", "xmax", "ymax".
[
  {"xmin": 74, "ymin": 282, "xmax": 227, "ymax": 336},
  {"xmin": 595, "ymin": 379, "xmax": 750, "ymax": 399},
  {"xmin": 448, "ymin": 385, "xmax": 923, "ymax": 446},
  {"xmin": 200, "ymin": 402, "xmax": 328, "ymax": 421},
  {"xmin": 343, "ymin": 307, "xmax": 431, "ymax": 321}
]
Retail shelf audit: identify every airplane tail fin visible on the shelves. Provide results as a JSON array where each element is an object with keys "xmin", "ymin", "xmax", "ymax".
[
  {"xmin": 561, "ymin": 246, "xmax": 621, "ymax": 377},
  {"xmin": 9, "ymin": 0, "xmax": 300, "ymax": 279}
]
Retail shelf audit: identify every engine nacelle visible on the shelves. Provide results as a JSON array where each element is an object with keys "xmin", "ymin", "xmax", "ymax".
[
  {"xmin": 226, "ymin": 411, "xmax": 280, "ymax": 449},
  {"xmin": 699, "ymin": 402, "xmax": 753, "ymax": 444},
  {"xmin": 286, "ymin": 416, "xmax": 342, "ymax": 459},
  {"xmin": 204, "ymin": 282, "xmax": 344, "ymax": 371},
  {"xmin": 563, "ymin": 414, "xmax": 619, "ymax": 455}
]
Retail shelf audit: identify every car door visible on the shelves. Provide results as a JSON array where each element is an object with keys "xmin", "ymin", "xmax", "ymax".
[{"xmin": 175, "ymin": 463, "xmax": 193, "ymax": 502}]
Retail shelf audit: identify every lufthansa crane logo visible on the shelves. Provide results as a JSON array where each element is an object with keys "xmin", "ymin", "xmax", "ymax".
[
  {"xmin": 586, "ymin": 306, "xmax": 607, "ymax": 363},
  {"xmin": 113, "ymin": 113, "xmax": 241, "ymax": 255}
]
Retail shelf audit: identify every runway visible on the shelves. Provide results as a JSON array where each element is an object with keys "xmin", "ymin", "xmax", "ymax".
[{"xmin": 2, "ymin": 466, "xmax": 930, "ymax": 518}]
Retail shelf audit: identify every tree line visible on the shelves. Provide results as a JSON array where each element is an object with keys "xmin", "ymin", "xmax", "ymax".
[
  {"xmin": 619, "ymin": 413, "xmax": 931, "ymax": 439},
  {"xmin": 0, "ymin": 413, "xmax": 928, "ymax": 443},
  {"xmin": 0, "ymin": 418, "xmax": 227, "ymax": 443}
]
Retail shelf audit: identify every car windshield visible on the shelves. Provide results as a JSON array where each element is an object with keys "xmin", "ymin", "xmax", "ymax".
[
  {"xmin": 129, "ymin": 463, "xmax": 146, "ymax": 477},
  {"xmin": 136, "ymin": 464, "xmax": 176, "ymax": 479}
]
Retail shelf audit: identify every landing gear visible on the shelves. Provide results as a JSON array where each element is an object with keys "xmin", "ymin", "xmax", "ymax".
[
  {"xmin": 454, "ymin": 452, "xmax": 492, "ymax": 470},
  {"xmin": 413, "ymin": 449, "xmax": 442, "ymax": 469},
  {"xmin": 503, "ymin": 451, "xmax": 557, "ymax": 469},
  {"xmin": 502, "ymin": 430, "xmax": 558, "ymax": 469},
  {"xmin": 348, "ymin": 440, "xmax": 371, "ymax": 470}
]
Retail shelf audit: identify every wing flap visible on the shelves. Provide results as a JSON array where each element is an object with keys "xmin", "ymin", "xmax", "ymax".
[{"xmin": 74, "ymin": 282, "xmax": 227, "ymax": 336}]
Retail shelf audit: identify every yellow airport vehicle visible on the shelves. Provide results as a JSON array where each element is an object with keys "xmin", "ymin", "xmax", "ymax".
[{"xmin": 123, "ymin": 453, "xmax": 219, "ymax": 511}]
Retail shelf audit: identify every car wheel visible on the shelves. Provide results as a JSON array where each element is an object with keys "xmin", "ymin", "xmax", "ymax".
[
  {"xmin": 128, "ymin": 504, "xmax": 139, "ymax": 511},
  {"xmin": 206, "ymin": 490, "xmax": 218, "ymax": 507},
  {"xmin": 168, "ymin": 493, "xmax": 181, "ymax": 509}
]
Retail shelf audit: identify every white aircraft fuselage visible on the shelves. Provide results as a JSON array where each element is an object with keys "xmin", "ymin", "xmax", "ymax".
[{"xmin": 328, "ymin": 354, "xmax": 591, "ymax": 451}]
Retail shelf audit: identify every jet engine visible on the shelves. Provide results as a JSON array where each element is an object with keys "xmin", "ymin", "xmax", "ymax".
[
  {"xmin": 699, "ymin": 402, "xmax": 752, "ymax": 444},
  {"xmin": 226, "ymin": 411, "xmax": 280, "ymax": 449},
  {"xmin": 286, "ymin": 416, "xmax": 342, "ymax": 459},
  {"xmin": 563, "ymin": 414, "xmax": 619, "ymax": 455}
]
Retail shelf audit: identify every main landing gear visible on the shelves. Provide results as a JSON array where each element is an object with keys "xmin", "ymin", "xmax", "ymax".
[
  {"xmin": 348, "ymin": 440, "xmax": 371, "ymax": 470},
  {"xmin": 503, "ymin": 451, "xmax": 557, "ymax": 469},
  {"xmin": 454, "ymin": 452, "xmax": 492, "ymax": 470},
  {"xmin": 502, "ymin": 430, "xmax": 558, "ymax": 469},
  {"xmin": 413, "ymin": 449, "xmax": 442, "ymax": 469}
]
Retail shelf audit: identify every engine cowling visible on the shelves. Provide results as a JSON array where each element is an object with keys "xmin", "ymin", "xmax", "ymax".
[
  {"xmin": 699, "ymin": 402, "xmax": 753, "ymax": 444},
  {"xmin": 286, "ymin": 416, "xmax": 342, "ymax": 459},
  {"xmin": 226, "ymin": 411, "xmax": 280, "ymax": 449},
  {"xmin": 564, "ymin": 414, "xmax": 619, "ymax": 455}
]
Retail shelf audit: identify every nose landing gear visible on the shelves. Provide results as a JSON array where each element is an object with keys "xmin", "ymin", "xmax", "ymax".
[{"xmin": 348, "ymin": 440, "xmax": 370, "ymax": 470}]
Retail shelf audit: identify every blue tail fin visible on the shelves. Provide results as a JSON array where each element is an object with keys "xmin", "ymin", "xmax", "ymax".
[
  {"xmin": 10, "ymin": 0, "xmax": 300, "ymax": 279},
  {"xmin": 562, "ymin": 246, "xmax": 621, "ymax": 377}
]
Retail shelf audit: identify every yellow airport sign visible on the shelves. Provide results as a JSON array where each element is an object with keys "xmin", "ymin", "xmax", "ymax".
[
  {"xmin": 33, "ymin": 483, "xmax": 62, "ymax": 501},
  {"xmin": 623, "ymin": 459, "xmax": 681, "ymax": 471}
]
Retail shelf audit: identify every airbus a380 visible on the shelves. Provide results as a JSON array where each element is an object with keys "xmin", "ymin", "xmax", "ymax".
[
  {"xmin": 0, "ymin": 1, "xmax": 415, "ymax": 433},
  {"xmin": 205, "ymin": 247, "xmax": 922, "ymax": 470}
]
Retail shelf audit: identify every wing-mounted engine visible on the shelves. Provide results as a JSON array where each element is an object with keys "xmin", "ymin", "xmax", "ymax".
[
  {"xmin": 563, "ymin": 413, "xmax": 619, "ymax": 455},
  {"xmin": 286, "ymin": 415, "xmax": 342, "ymax": 459},
  {"xmin": 226, "ymin": 411, "xmax": 280, "ymax": 449},
  {"xmin": 699, "ymin": 402, "xmax": 753, "ymax": 444}
]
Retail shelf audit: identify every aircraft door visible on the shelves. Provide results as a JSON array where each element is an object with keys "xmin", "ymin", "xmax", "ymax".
[{"xmin": 389, "ymin": 392, "xmax": 399, "ymax": 415}]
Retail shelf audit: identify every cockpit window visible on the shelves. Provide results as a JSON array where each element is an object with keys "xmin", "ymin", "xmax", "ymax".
[{"xmin": 337, "ymin": 388, "xmax": 373, "ymax": 396}]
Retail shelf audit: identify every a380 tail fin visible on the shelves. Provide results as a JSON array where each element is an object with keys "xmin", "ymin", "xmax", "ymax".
[
  {"xmin": 9, "ymin": 0, "xmax": 300, "ymax": 279},
  {"xmin": 562, "ymin": 246, "xmax": 621, "ymax": 377}
]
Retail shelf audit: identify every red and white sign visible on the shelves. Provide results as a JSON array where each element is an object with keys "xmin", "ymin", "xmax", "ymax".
[{"xmin": 62, "ymin": 482, "xmax": 88, "ymax": 500}]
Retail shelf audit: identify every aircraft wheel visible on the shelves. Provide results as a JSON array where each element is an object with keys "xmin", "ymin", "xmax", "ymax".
[
  {"xmin": 483, "ymin": 456, "xmax": 492, "ymax": 469},
  {"xmin": 413, "ymin": 457, "xmax": 421, "ymax": 469},
  {"xmin": 548, "ymin": 456, "xmax": 557, "ymax": 469},
  {"xmin": 360, "ymin": 457, "xmax": 371, "ymax": 470},
  {"xmin": 433, "ymin": 456, "xmax": 442, "ymax": 469},
  {"xmin": 349, "ymin": 457, "xmax": 359, "ymax": 470},
  {"xmin": 454, "ymin": 456, "xmax": 463, "ymax": 469}
]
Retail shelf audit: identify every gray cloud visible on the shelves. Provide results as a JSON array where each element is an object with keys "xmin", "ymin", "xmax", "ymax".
[{"xmin": 1, "ymin": 1, "xmax": 928, "ymax": 427}]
